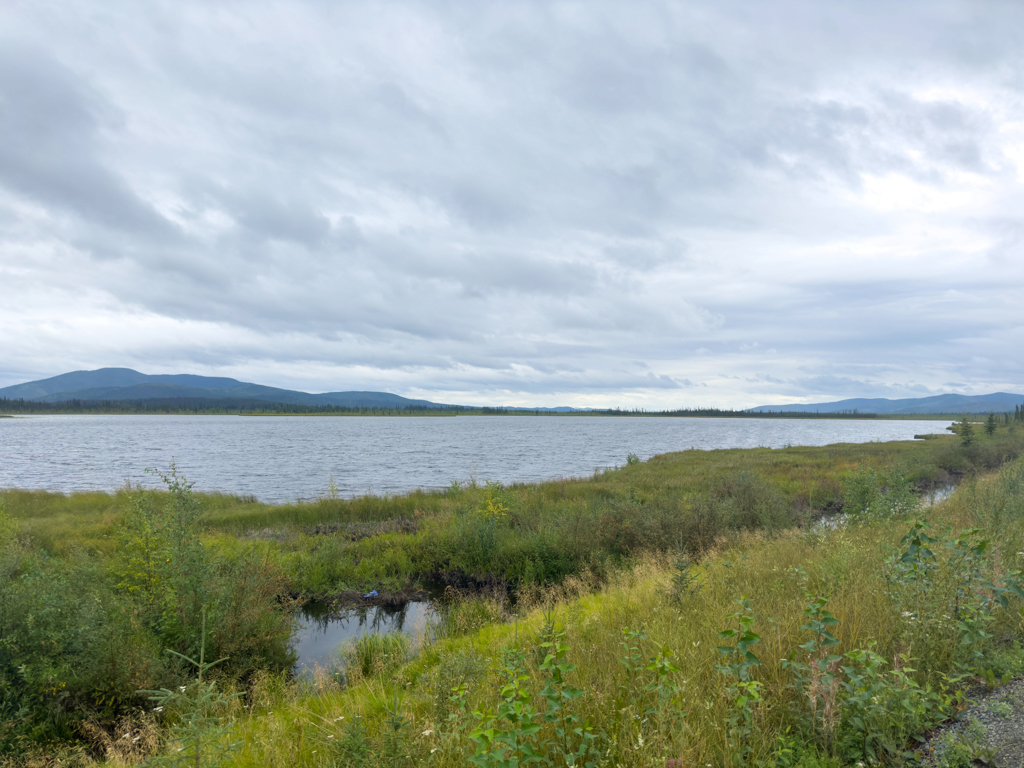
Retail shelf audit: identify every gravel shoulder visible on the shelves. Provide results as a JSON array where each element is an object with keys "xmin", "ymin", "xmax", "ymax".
[{"xmin": 921, "ymin": 676, "xmax": 1024, "ymax": 767}]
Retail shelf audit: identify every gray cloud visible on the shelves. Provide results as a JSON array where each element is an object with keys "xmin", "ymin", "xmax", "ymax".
[
  {"xmin": 0, "ymin": 0, "xmax": 1022, "ymax": 407},
  {"xmin": 0, "ymin": 45, "xmax": 177, "ymax": 238}
]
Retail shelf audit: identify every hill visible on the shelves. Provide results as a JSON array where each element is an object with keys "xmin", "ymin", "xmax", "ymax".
[
  {"xmin": 0, "ymin": 368, "xmax": 446, "ymax": 409},
  {"xmin": 748, "ymin": 392, "xmax": 1024, "ymax": 415}
]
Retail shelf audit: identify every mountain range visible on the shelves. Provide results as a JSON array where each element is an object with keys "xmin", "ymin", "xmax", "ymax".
[
  {"xmin": 748, "ymin": 393, "xmax": 1024, "ymax": 415},
  {"xmin": 0, "ymin": 368, "xmax": 446, "ymax": 409},
  {"xmin": 1, "ymin": 369, "xmax": 1020, "ymax": 414}
]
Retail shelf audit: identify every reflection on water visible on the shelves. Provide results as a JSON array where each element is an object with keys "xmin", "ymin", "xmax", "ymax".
[
  {"xmin": 291, "ymin": 600, "xmax": 437, "ymax": 676},
  {"xmin": 921, "ymin": 484, "xmax": 956, "ymax": 507}
]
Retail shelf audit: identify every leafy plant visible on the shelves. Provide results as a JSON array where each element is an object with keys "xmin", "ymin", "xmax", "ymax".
[
  {"xmin": 938, "ymin": 718, "xmax": 997, "ymax": 768},
  {"xmin": 537, "ymin": 620, "xmax": 599, "ymax": 767},
  {"xmin": 837, "ymin": 645, "xmax": 962, "ymax": 766},
  {"xmin": 716, "ymin": 596, "xmax": 762, "ymax": 767},
  {"xmin": 468, "ymin": 646, "xmax": 543, "ymax": 767},
  {"xmin": 782, "ymin": 595, "xmax": 842, "ymax": 751},
  {"xmin": 883, "ymin": 519, "xmax": 1024, "ymax": 671},
  {"xmin": 843, "ymin": 464, "xmax": 919, "ymax": 520}
]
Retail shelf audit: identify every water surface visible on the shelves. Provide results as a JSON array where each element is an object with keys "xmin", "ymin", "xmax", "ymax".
[
  {"xmin": 292, "ymin": 601, "xmax": 436, "ymax": 675},
  {"xmin": 0, "ymin": 414, "xmax": 950, "ymax": 503}
]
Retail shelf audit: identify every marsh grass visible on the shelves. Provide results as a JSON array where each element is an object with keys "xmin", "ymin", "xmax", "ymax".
[
  {"xmin": 6, "ymin": 429, "xmax": 1024, "ymax": 762},
  {"xmin": 342, "ymin": 634, "xmax": 412, "ymax": 682},
  {"xmin": 207, "ymin": 459, "xmax": 1024, "ymax": 768},
  {"xmin": 6, "ymin": 432, "xmax": 1022, "ymax": 601}
]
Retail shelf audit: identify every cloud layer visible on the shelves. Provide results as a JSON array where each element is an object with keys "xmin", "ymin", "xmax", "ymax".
[{"xmin": 1, "ymin": 0, "xmax": 1022, "ymax": 407}]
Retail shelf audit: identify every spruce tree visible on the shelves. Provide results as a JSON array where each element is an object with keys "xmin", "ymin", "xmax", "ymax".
[
  {"xmin": 958, "ymin": 415, "xmax": 975, "ymax": 446},
  {"xmin": 986, "ymin": 411, "xmax": 997, "ymax": 437}
]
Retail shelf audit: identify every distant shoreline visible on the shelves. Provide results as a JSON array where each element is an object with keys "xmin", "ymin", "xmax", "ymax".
[{"xmin": 0, "ymin": 407, "xmax": 964, "ymax": 420}]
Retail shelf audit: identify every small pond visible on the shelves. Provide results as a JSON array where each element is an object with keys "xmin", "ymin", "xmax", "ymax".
[
  {"xmin": 921, "ymin": 483, "xmax": 956, "ymax": 507},
  {"xmin": 291, "ymin": 599, "xmax": 438, "ymax": 676},
  {"xmin": 292, "ymin": 486, "xmax": 963, "ymax": 674},
  {"xmin": 814, "ymin": 483, "xmax": 958, "ymax": 531}
]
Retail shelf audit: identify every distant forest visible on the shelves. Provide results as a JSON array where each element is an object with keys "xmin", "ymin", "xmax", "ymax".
[{"xmin": 0, "ymin": 396, "xmax": 891, "ymax": 418}]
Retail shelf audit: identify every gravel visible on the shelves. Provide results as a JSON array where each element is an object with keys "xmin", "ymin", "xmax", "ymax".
[{"xmin": 920, "ymin": 677, "xmax": 1024, "ymax": 767}]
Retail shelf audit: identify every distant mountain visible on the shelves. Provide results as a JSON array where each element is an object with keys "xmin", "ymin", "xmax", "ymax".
[
  {"xmin": 0, "ymin": 368, "xmax": 446, "ymax": 409},
  {"xmin": 748, "ymin": 392, "xmax": 1024, "ymax": 415}
]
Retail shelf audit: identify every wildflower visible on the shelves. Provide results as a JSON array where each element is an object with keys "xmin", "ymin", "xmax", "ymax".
[
  {"xmin": 422, "ymin": 729, "xmax": 434, "ymax": 737},
  {"xmin": 431, "ymin": 748, "xmax": 437, "ymax": 754}
]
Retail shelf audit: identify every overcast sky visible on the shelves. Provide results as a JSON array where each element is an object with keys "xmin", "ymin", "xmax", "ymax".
[{"xmin": 1, "ymin": 1, "xmax": 1022, "ymax": 408}]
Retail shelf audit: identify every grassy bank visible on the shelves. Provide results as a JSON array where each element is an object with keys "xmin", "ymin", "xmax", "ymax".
[
  {"xmin": 7, "ymin": 426, "xmax": 1021, "ymax": 599},
  {"xmin": 152, "ymin": 457, "xmax": 1024, "ymax": 768},
  {"xmin": 2, "ymin": 424, "xmax": 1024, "ymax": 763}
]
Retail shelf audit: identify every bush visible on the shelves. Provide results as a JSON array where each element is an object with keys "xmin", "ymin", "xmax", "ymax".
[
  {"xmin": 842, "ymin": 465, "xmax": 919, "ymax": 520},
  {"xmin": 0, "ymin": 470, "xmax": 296, "ymax": 752}
]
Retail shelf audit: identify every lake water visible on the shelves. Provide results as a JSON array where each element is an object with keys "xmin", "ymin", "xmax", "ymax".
[{"xmin": 0, "ymin": 414, "xmax": 950, "ymax": 503}]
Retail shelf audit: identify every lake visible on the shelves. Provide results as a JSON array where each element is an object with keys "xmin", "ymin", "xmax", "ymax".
[{"xmin": 0, "ymin": 414, "xmax": 949, "ymax": 503}]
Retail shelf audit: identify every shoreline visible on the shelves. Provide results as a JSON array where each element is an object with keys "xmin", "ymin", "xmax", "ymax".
[{"xmin": 0, "ymin": 409, "xmax": 966, "ymax": 420}]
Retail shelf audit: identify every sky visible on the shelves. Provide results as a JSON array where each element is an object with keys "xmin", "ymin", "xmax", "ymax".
[{"xmin": 1, "ymin": 0, "xmax": 1023, "ymax": 409}]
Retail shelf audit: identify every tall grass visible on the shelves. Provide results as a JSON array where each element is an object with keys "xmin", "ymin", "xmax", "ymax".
[
  {"xmin": 12, "ymin": 429, "xmax": 1019, "ymax": 600},
  {"xmin": 342, "ymin": 634, "xmax": 412, "ymax": 682},
  {"xmin": 211, "ymin": 459, "xmax": 1024, "ymax": 768},
  {"xmin": 4, "ymin": 428, "xmax": 1024, "ymax": 761}
]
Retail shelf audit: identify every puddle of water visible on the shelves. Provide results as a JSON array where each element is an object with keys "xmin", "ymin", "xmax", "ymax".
[
  {"xmin": 812, "ymin": 483, "xmax": 958, "ymax": 531},
  {"xmin": 291, "ymin": 600, "xmax": 437, "ymax": 676},
  {"xmin": 293, "ymin": 485, "xmax": 965, "ymax": 675},
  {"xmin": 921, "ymin": 484, "xmax": 956, "ymax": 507}
]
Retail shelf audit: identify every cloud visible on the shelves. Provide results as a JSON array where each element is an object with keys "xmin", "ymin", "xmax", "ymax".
[
  {"xmin": 0, "ymin": 45, "xmax": 177, "ymax": 238},
  {"xmin": 0, "ymin": 0, "xmax": 1022, "ymax": 408}
]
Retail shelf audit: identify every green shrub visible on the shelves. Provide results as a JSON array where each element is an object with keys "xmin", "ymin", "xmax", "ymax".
[{"xmin": 842, "ymin": 465, "xmax": 918, "ymax": 520}]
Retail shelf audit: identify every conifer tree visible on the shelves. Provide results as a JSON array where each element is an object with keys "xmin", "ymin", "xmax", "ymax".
[{"xmin": 958, "ymin": 415, "xmax": 975, "ymax": 446}]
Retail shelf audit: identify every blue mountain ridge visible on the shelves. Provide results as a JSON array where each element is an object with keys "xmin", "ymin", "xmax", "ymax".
[
  {"xmin": 748, "ymin": 392, "xmax": 1024, "ymax": 415},
  {"xmin": 0, "ymin": 368, "xmax": 444, "ymax": 409},
  {"xmin": 3, "ymin": 369, "xmax": 1019, "ymax": 414}
]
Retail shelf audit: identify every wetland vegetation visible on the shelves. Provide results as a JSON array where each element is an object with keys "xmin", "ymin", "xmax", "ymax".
[{"xmin": 3, "ymin": 418, "xmax": 1024, "ymax": 765}]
